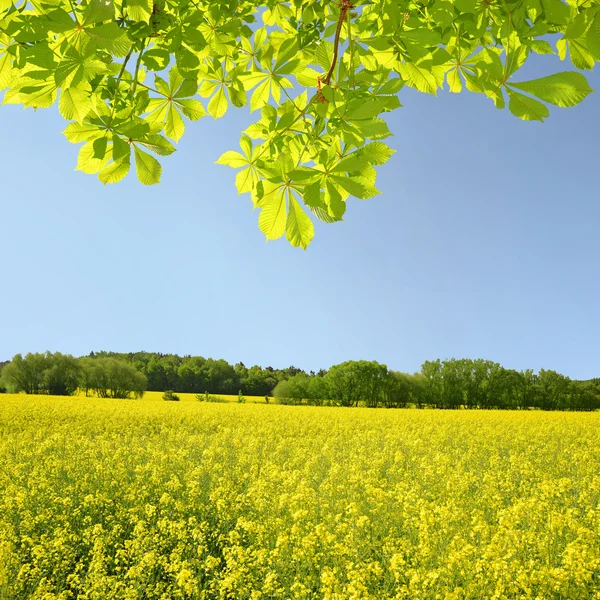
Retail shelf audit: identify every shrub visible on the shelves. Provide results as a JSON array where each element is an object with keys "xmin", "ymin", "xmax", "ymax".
[
  {"xmin": 163, "ymin": 390, "xmax": 180, "ymax": 402},
  {"xmin": 207, "ymin": 395, "xmax": 228, "ymax": 403},
  {"xmin": 195, "ymin": 391, "xmax": 227, "ymax": 403}
]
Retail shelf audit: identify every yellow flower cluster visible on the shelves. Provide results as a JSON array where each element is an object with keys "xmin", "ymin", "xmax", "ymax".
[{"xmin": 0, "ymin": 394, "xmax": 599, "ymax": 599}]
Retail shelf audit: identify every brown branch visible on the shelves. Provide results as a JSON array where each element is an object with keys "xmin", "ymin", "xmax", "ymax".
[{"xmin": 323, "ymin": 0, "xmax": 354, "ymax": 86}]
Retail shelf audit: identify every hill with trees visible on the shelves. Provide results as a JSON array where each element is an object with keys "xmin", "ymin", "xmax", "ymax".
[{"xmin": 1, "ymin": 351, "xmax": 598, "ymax": 411}]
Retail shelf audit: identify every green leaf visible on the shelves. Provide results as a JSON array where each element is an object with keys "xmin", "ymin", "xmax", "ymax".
[
  {"xmin": 447, "ymin": 68, "xmax": 462, "ymax": 93},
  {"xmin": 63, "ymin": 122, "xmax": 103, "ymax": 143},
  {"xmin": 565, "ymin": 13, "xmax": 588, "ymax": 41},
  {"xmin": 250, "ymin": 79, "xmax": 270, "ymax": 112},
  {"xmin": 82, "ymin": 0, "xmax": 115, "ymax": 25},
  {"xmin": 0, "ymin": 51, "xmax": 12, "ymax": 91},
  {"xmin": 398, "ymin": 62, "xmax": 441, "ymax": 95},
  {"xmin": 86, "ymin": 23, "xmax": 129, "ymax": 56},
  {"xmin": 587, "ymin": 14, "xmax": 600, "ymax": 60},
  {"xmin": 127, "ymin": 0, "xmax": 153, "ymax": 23},
  {"xmin": 510, "ymin": 72, "xmax": 593, "ymax": 107},
  {"xmin": 286, "ymin": 195, "xmax": 314, "ymax": 249},
  {"xmin": 216, "ymin": 151, "xmax": 248, "ymax": 168},
  {"xmin": 59, "ymin": 87, "xmax": 91, "ymax": 122},
  {"xmin": 361, "ymin": 142, "xmax": 396, "ymax": 166},
  {"xmin": 333, "ymin": 175, "xmax": 380, "ymax": 199},
  {"xmin": 530, "ymin": 40, "xmax": 555, "ymax": 55},
  {"xmin": 324, "ymin": 183, "xmax": 346, "ymax": 219},
  {"xmin": 143, "ymin": 49, "xmax": 171, "ymax": 71},
  {"xmin": 541, "ymin": 0, "xmax": 570, "ymax": 25},
  {"xmin": 235, "ymin": 168, "xmax": 256, "ymax": 194},
  {"xmin": 76, "ymin": 141, "xmax": 110, "ymax": 174},
  {"xmin": 345, "ymin": 99, "xmax": 385, "ymax": 120},
  {"xmin": 507, "ymin": 89, "xmax": 550, "ymax": 121},
  {"xmin": 138, "ymin": 135, "xmax": 176, "ymax": 156},
  {"xmin": 258, "ymin": 185, "xmax": 286, "ymax": 240},
  {"xmin": 92, "ymin": 136, "xmax": 108, "ymax": 159},
  {"xmin": 112, "ymin": 135, "xmax": 130, "ymax": 161},
  {"xmin": 356, "ymin": 119, "xmax": 392, "ymax": 140},
  {"xmin": 454, "ymin": 0, "xmax": 477, "ymax": 12},
  {"xmin": 296, "ymin": 68, "xmax": 321, "ymax": 87},
  {"xmin": 207, "ymin": 86, "xmax": 228, "ymax": 119},
  {"xmin": 399, "ymin": 29, "xmax": 442, "ymax": 46},
  {"xmin": 165, "ymin": 105, "xmax": 185, "ymax": 142},
  {"xmin": 99, "ymin": 159, "xmax": 131, "ymax": 185},
  {"xmin": 568, "ymin": 40, "xmax": 595, "ymax": 70},
  {"xmin": 134, "ymin": 146, "xmax": 162, "ymax": 185},
  {"xmin": 176, "ymin": 99, "xmax": 206, "ymax": 121}
]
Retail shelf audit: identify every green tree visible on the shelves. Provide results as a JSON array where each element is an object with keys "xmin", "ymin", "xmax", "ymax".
[
  {"xmin": 441, "ymin": 359, "xmax": 464, "ymax": 409},
  {"xmin": 241, "ymin": 365, "xmax": 279, "ymax": 396},
  {"xmin": 326, "ymin": 360, "xmax": 388, "ymax": 407},
  {"xmin": 273, "ymin": 373, "xmax": 312, "ymax": 405},
  {"xmin": 0, "ymin": 353, "xmax": 47, "ymax": 394},
  {"xmin": 1, "ymin": 0, "xmax": 596, "ymax": 248},
  {"xmin": 1, "ymin": 351, "xmax": 81, "ymax": 395},
  {"xmin": 178, "ymin": 356, "xmax": 207, "ymax": 392},
  {"xmin": 408, "ymin": 373, "xmax": 428, "ymax": 409},
  {"xmin": 306, "ymin": 376, "xmax": 329, "ymax": 406},
  {"xmin": 203, "ymin": 358, "xmax": 239, "ymax": 394},
  {"xmin": 381, "ymin": 371, "xmax": 412, "ymax": 408},
  {"xmin": 535, "ymin": 368, "xmax": 571, "ymax": 410},
  {"xmin": 493, "ymin": 368, "xmax": 523, "ymax": 409},
  {"xmin": 80, "ymin": 357, "xmax": 147, "ymax": 398},
  {"xmin": 44, "ymin": 352, "xmax": 81, "ymax": 396},
  {"xmin": 420, "ymin": 359, "xmax": 444, "ymax": 408},
  {"xmin": 569, "ymin": 380, "xmax": 600, "ymax": 411}
]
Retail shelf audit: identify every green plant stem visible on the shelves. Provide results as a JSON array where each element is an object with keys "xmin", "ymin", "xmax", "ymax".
[
  {"xmin": 111, "ymin": 48, "xmax": 133, "ymax": 116},
  {"xmin": 347, "ymin": 9, "xmax": 355, "ymax": 90},
  {"xmin": 130, "ymin": 40, "xmax": 148, "ymax": 100}
]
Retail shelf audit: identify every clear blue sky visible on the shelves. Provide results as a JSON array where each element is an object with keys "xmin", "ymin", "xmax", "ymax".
[{"xmin": 1, "ymin": 58, "xmax": 599, "ymax": 379}]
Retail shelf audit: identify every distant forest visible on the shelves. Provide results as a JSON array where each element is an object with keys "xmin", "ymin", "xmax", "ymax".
[{"xmin": 1, "ymin": 351, "xmax": 599, "ymax": 411}]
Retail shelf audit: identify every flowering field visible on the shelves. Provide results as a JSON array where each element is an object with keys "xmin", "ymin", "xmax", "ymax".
[{"xmin": 1, "ymin": 394, "xmax": 599, "ymax": 599}]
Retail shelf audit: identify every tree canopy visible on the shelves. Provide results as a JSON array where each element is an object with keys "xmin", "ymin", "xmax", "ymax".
[{"xmin": 1, "ymin": 0, "xmax": 597, "ymax": 247}]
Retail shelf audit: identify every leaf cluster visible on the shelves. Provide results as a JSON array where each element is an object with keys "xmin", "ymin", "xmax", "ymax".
[{"xmin": 1, "ymin": 0, "xmax": 597, "ymax": 247}]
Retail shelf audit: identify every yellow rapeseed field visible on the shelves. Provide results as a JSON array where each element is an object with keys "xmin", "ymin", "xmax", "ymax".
[{"xmin": 1, "ymin": 394, "xmax": 599, "ymax": 600}]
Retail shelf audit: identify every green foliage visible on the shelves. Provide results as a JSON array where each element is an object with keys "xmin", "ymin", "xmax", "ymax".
[
  {"xmin": 162, "ymin": 389, "xmax": 180, "ymax": 401},
  {"xmin": 1, "ymin": 0, "xmax": 596, "ymax": 247},
  {"xmin": 273, "ymin": 374, "xmax": 311, "ymax": 405},
  {"xmin": 0, "ymin": 352, "xmax": 80, "ymax": 395},
  {"xmin": 326, "ymin": 360, "xmax": 389, "ymax": 407},
  {"xmin": 88, "ymin": 352, "xmax": 297, "ymax": 396},
  {"xmin": 4, "ymin": 350, "xmax": 598, "ymax": 410},
  {"xmin": 79, "ymin": 357, "xmax": 147, "ymax": 398},
  {"xmin": 202, "ymin": 393, "xmax": 229, "ymax": 403}
]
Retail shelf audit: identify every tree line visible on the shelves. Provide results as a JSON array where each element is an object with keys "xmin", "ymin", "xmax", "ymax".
[
  {"xmin": 0, "ymin": 353, "xmax": 146, "ymax": 399},
  {"xmin": 0, "ymin": 351, "xmax": 308, "ymax": 399},
  {"xmin": 86, "ymin": 351, "xmax": 311, "ymax": 396},
  {"xmin": 1, "ymin": 352, "xmax": 599, "ymax": 411},
  {"xmin": 274, "ymin": 359, "xmax": 600, "ymax": 411}
]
